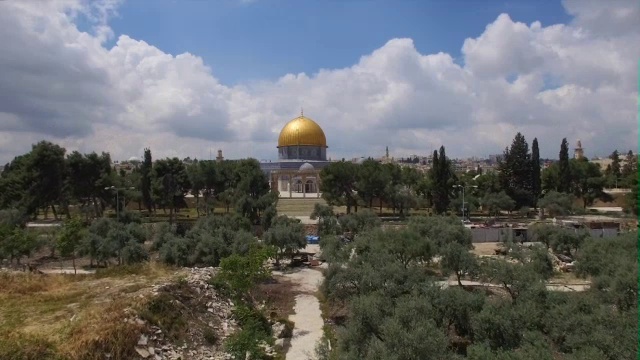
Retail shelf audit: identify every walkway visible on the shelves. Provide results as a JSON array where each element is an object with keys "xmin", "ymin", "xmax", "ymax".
[{"xmin": 281, "ymin": 268, "xmax": 324, "ymax": 360}]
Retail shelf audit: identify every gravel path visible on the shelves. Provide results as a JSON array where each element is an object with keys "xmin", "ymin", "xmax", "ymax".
[{"xmin": 283, "ymin": 268, "xmax": 324, "ymax": 360}]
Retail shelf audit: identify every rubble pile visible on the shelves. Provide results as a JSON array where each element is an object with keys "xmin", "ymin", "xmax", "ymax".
[
  {"xmin": 304, "ymin": 224, "xmax": 318, "ymax": 236},
  {"xmin": 127, "ymin": 267, "xmax": 238, "ymax": 360},
  {"xmin": 548, "ymin": 250, "xmax": 575, "ymax": 273}
]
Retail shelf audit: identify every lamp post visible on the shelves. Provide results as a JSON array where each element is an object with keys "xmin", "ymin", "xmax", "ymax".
[
  {"xmin": 105, "ymin": 186, "xmax": 136, "ymax": 220},
  {"xmin": 454, "ymin": 184, "xmax": 478, "ymax": 220}
]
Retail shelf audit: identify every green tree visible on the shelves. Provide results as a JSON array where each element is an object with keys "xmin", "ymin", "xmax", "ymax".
[
  {"xmin": 310, "ymin": 203, "xmax": 340, "ymax": 236},
  {"xmin": 186, "ymin": 161, "xmax": 205, "ymax": 216},
  {"xmin": 140, "ymin": 148, "xmax": 154, "ymax": 213},
  {"xmin": 569, "ymin": 159, "xmax": 610, "ymax": 208},
  {"xmin": 57, "ymin": 218, "xmax": 86, "ymax": 274},
  {"xmin": 531, "ymin": 138, "xmax": 541, "ymax": 208},
  {"xmin": 320, "ymin": 160, "xmax": 359, "ymax": 214},
  {"xmin": 528, "ymin": 223, "xmax": 557, "ymax": 249},
  {"xmin": 428, "ymin": 146, "xmax": 454, "ymax": 214},
  {"xmin": 441, "ymin": 242, "xmax": 478, "ymax": 286},
  {"xmin": 620, "ymin": 150, "xmax": 636, "ymax": 180},
  {"xmin": 66, "ymin": 151, "xmax": 112, "ymax": 218},
  {"xmin": 262, "ymin": 215, "xmax": 306, "ymax": 266},
  {"xmin": 215, "ymin": 244, "xmax": 272, "ymax": 301},
  {"xmin": 558, "ymin": 138, "xmax": 571, "ymax": 193},
  {"xmin": 623, "ymin": 175, "xmax": 638, "ymax": 215},
  {"xmin": 481, "ymin": 191, "xmax": 515, "ymax": 216},
  {"xmin": 606, "ymin": 150, "xmax": 621, "ymax": 181},
  {"xmin": 355, "ymin": 159, "xmax": 389, "ymax": 210},
  {"xmin": 152, "ymin": 157, "xmax": 191, "ymax": 224},
  {"xmin": 538, "ymin": 190, "xmax": 574, "ymax": 217},
  {"xmin": 498, "ymin": 133, "xmax": 533, "ymax": 208}
]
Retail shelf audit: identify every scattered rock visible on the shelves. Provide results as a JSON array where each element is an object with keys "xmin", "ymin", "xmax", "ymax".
[
  {"xmin": 138, "ymin": 335, "xmax": 148, "ymax": 346},
  {"xmin": 130, "ymin": 267, "xmax": 236, "ymax": 360},
  {"xmin": 272, "ymin": 322, "xmax": 286, "ymax": 338},
  {"xmin": 135, "ymin": 347, "xmax": 150, "ymax": 358}
]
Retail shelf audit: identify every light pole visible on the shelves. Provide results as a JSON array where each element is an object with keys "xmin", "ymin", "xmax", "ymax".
[
  {"xmin": 454, "ymin": 184, "xmax": 477, "ymax": 220},
  {"xmin": 105, "ymin": 186, "xmax": 136, "ymax": 220}
]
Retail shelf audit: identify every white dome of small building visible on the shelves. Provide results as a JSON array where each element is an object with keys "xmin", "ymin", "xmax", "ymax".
[
  {"xmin": 128, "ymin": 156, "xmax": 140, "ymax": 162},
  {"xmin": 299, "ymin": 162, "xmax": 315, "ymax": 171}
]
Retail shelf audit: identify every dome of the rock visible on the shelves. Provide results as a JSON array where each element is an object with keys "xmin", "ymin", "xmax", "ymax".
[{"xmin": 277, "ymin": 115, "xmax": 327, "ymax": 148}]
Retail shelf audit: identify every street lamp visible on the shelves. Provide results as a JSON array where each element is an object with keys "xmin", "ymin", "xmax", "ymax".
[
  {"xmin": 105, "ymin": 186, "xmax": 136, "ymax": 220},
  {"xmin": 454, "ymin": 184, "xmax": 478, "ymax": 220}
]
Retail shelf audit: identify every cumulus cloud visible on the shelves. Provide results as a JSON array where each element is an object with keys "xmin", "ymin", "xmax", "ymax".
[{"xmin": 0, "ymin": 0, "xmax": 637, "ymax": 164}]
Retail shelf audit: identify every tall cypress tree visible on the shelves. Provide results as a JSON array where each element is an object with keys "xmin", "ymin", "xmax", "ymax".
[
  {"xmin": 428, "ymin": 148, "xmax": 452, "ymax": 214},
  {"xmin": 558, "ymin": 138, "xmax": 571, "ymax": 193},
  {"xmin": 141, "ymin": 148, "xmax": 153, "ymax": 213},
  {"xmin": 498, "ymin": 133, "xmax": 532, "ymax": 208},
  {"xmin": 609, "ymin": 150, "xmax": 621, "ymax": 179},
  {"xmin": 531, "ymin": 138, "xmax": 541, "ymax": 208}
]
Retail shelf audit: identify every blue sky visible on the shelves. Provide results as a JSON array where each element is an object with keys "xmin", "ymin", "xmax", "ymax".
[
  {"xmin": 107, "ymin": 0, "xmax": 572, "ymax": 85},
  {"xmin": 2, "ymin": 0, "xmax": 636, "ymax": 162}
]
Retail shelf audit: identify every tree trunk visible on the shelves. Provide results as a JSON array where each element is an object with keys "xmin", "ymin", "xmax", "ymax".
[
  {"xmin": 92, "ymin": 196, "xmax": 101, "ymax": 218},
  {"xmin": 51, "ymin": 205, "xmax": 58, "ymax": 220},
  {"xmin": 195, "ymin": 195, "xmax": 200, "ymax": 217},
  {"xmin": 72, "ymin": 256, "xmax": 76, "ymax": 275},
  {"xmin": 456, "ymin": 272, "xmax": 462, "ymax": 287}
]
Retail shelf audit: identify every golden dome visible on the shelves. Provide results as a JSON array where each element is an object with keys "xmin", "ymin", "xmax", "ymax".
[{"xmin": 277, "ymin": 115, "xmax": 327, "ymax": 148}]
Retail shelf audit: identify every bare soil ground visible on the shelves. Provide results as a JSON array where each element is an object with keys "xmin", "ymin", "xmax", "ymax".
[{"xmin": 471, "ymin": 242, "xmax": 502, "ymax": 256}]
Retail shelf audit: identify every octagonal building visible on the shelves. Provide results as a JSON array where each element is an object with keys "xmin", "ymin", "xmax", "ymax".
[{"xmin": 260, "ymin": 112, "xmax": 332, "ymax": 198}]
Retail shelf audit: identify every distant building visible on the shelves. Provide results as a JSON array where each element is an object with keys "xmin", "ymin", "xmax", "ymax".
[{"xmin": 574, "ymin": 139, "xmax": 584, "ymax": 160}]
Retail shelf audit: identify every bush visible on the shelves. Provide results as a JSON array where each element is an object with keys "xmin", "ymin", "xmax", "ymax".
[
  {"xmin": 203, "ymin": 327, "xmax": 218, "ymax": 345},
  {"xmin": 121, "ymin": 240, "xmax": 149, "ymax": 265}
]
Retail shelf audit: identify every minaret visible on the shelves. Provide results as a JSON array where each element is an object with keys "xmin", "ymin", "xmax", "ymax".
[
  {"xmin": 216, "ymin": 149, "xmax": 224, "ymax": 163},
  {"xmin": 385, "ymin": 146, "xmax": 389, "ymax": 159},
  {"xmin": 574, "ymin": 140, "xmax": 584, "ymax": 160}
]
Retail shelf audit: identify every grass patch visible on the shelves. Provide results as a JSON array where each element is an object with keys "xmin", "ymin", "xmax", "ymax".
[
  {"xmin": 94, "ymin": 262, "xmax": 176, "ymax": 280},
  {"xmin": 0, "ymin": 331, "xmax": 61, "ymax": 360},
  {"xmin": 0, "ymin": 262, "xmax": 182, "ymax": 360},
  {"xmin": 60, "ymin": 301, "xmax": 143, "ymax": 360},
  {"xmin": 0, "ymin": 272, "xmax": 87, "ymax": 295}
]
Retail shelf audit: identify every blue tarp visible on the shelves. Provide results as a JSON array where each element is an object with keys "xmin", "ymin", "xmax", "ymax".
[{"xmin": 306, "ymin": 235, "xmax": 319, "ymax": 244}]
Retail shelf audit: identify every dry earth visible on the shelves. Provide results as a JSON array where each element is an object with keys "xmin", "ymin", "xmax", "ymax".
[{"xmin": 0, "ymin": 264, "xmax": 240, "ymax": 360}]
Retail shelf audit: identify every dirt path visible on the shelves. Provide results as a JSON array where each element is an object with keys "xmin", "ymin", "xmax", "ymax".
[
  {"xmin": 281, "ymin": 268, "xmax": 324, "ymax": 360},
  {"xmin": 436, "ymin": 279, "xmax": 589, "ymax": 292}
]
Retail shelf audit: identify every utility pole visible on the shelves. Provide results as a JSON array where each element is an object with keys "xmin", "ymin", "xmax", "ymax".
[
  {"xmin": 454, "ymin": 184, "xmax": 477, "ymax": 220},
  {"xmin": 105, "ymin": 186, "xmax": 136, "ymax": 221}
]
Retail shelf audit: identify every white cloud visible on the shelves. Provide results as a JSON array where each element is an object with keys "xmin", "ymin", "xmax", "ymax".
[{"xmin": 0, "ymin": 0, "xmax": 637, "ymax": 164}]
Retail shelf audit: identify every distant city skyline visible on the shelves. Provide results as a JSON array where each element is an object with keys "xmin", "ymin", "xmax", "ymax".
[{"xmin": 0, "ymin": 0, "xmax": 637, "ymax": 164}]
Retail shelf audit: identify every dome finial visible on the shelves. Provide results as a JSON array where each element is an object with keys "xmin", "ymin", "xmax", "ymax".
[{"xmin": 301, "ymin": 107, "xmax": 303, "ymax": 117}]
